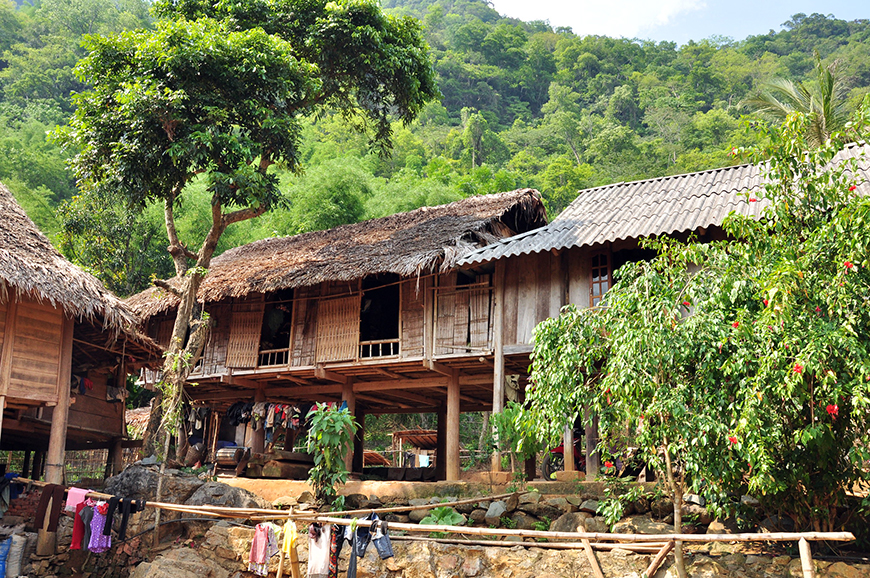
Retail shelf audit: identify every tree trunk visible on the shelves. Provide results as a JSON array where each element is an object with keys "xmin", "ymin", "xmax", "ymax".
[{"xmin": 663, "ymin": 437, "xmax": 687, "ymax": 578}]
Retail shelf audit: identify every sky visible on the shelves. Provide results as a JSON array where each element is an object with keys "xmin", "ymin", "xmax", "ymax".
[{"xmin": 486, "ymin": 0, "xmax": 868, "ymax": 45}]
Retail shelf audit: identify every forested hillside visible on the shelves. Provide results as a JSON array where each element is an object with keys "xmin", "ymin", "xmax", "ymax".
[{"xmin": 3, "ymin": 0, "xmax": 870, "ymax": 295}]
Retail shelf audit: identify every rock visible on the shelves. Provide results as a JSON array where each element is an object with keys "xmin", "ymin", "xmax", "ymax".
[
  {"xmin": 261, "ymin": 461, "xmax": 309, "ymax": 479},
  {"xmin": 631, "ymin": 496, "xmax": 650, "ymax": 515},
  {"xmin": 272, "ymin": 496, "xmax": 297, "ymax": 508},
  {"xmin": 688, "ymin": 555, "xmax": 731, "ymax": 578},
  {"xmin": 504, "ymin": 493, "xmax": 519, "ymax": 513},
  {"xmin": 383, "ymin": 513, "xmax": 410, "ymax": 524},
  {"xmin": 583, "ymin": 517, "xmax": 609, "ymax": 533},
  {"xmin": 409, "ymin": 498, "xmax": 430, "ymax": 507},
  {"xmin": 684, "ymin": 493, "xmax": 706, "ymax": 506},
  {"xmin": 683, "ymin": 503, "xmax": 713, "ymax": 525},
  {"xmin": 577, "ymin": 499, "xmax": 599, "ymax": 514},
  {"xmin": 544, "ymin": 497, "xmax": 576, "ymax": 514},
  {"xmin": 706, "ymin": 518, "xmax": 739, "ymax": 534},
  {"xmin": 130, "ymin": 547, "xmax": 229, "ymax": 578},
  {"xmin": 740, "ymin": 495, "xmax": 761, "ymax": 508},
  {"xmin": 565, "ymin": 496, "xmax": 583, "ymax": 507},
  {"xmin": 469, "ymin": 509, "xmax": 487, "ymax": 524},
  {"xmin": 186, "ymin": 482, "xmax": 270, "ymax": 510},
  {"xmin": 550, "ymin": 512, "xmax": 589, "ymax": 533},
  {"xmin": 343, "ymin": 493, "xmax": 369, "ymax": 509},
  {"xmin": 519, "ymin": 492, "xmax": 542, "ymax": 505},
  {"xmin": 508, "ymin": 511, "xmax": 539, "ymax": 530},
  {"xmin": 456, "ymin": 500, "xmax": 477, "ymax": 514},
  {"xmin": 650, "ymin": 497, "xmax": 673, "ymax": 518},
  {"xmin": 611, "ymin": 515, "xmax": 672, "ymax": 534},
  {"xmin": 106, "ymin": 464, "xmax": 204, "ymax": 503},
  {"xmin": 484, "ymin": 501, "xmax": 508, "ymax": 526},
  {"xmin": 297, "ymin": 491, "xmax": 315, "ymax": 505},
  {"xmin": 409, "ymin": 509, "xmax": 429, "ymax": 523},
  {"xmin": 826, "ymin": 561, "xmax": 866, "ymax": 578},
  {"xmin": 554, "ymin": 470, "xmax": 585, "ymax": 482},
  {"xmin": 759, "ymin": 515, "xmax": 795, "ymax": 533}
]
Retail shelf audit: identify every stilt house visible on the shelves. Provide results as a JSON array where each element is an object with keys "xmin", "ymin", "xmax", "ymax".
[
  {"xmin": 458, "ymin": 144, "xmax": 870, "ymax": 478},
  {"xmin": 126, "ymin": 189, "xmax": 547, "ymax": 481},
  {"xmin": 0, "ymin": 184, "xmax": 160, "ymax": 482}
]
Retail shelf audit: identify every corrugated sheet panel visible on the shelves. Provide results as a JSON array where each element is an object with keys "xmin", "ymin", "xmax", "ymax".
[{"xmin": 459, "ymin": 144, "xmax": 870, "ymax": 266}]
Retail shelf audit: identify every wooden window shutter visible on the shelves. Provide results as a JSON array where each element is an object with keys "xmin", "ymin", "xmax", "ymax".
[
  {"xmin": 226, "ymin": 300, "xmax": 265, "ymax": 368},
  {"xmin": 315, "ymin": 296, "xmax": 359, "ymax": 362}
]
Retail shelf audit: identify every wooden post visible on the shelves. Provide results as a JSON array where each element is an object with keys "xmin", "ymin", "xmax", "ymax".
[
  {"xmin": 252, "ymin": 386, "xmax": 266, "ymax": 453},
  {"xmin": 352, "ymin": 409, "xmax": 365, "ymax": 475},
  {"xmin": 491, "ymin": 261, "xmax": 505, "ymax": 472},
  {"xmin": 31, "ymin": 451, "xmax": 44, "ymax": 481},
  {"xmin": 106, "ymin": 437, "xmax": 124, "ymax": 478},
  {"xmin": 0, "ymin": 298, "xmax": 18, "ymax": 447},
  {"xmin": 45, "ymin": 315, "xmax": 74, "ymax": 485},
  {"xmin": 342, "ymin": 379, "xmax": 356, "ymax": 473},
  {"xmin": 584, "ymin": 408, "xmax": 600, "ymax": 478},
  {"xmin": 646, "ymin": 541, "xmax": 675, "ymax": 578},
  {"xmin": 21, "ymin": 450, "xmax": 30, "ymax": 479},
  {"xmin": 564, "ymin": 422, "xmax": 575, "ymax": 473},
  {"xmin": 446, "ymin": 371, "xmax": 461, "ymax": 481},
  {"xmin": 581, "ymin": 538, "xmax": 606, "ymax": 578},
  {"xmin": 435, "ymin": 405, "xmax": 447, "ymax": 481},
  {"xmin": 799, "ymin": 537, "xmax": 815, "ymax": 578}
]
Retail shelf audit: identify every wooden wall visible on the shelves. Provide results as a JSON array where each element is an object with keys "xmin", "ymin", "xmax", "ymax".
[
  {"xmin": 400, "ymin": 277, "xmax": 428, "ymax": 359},
  {"xmin": 0, "ymin": 297, "xmax": 64, "ymax": 404},
  {"xmin": 41, "ymin": 367, "xmax": 124, "ymax": 439}
]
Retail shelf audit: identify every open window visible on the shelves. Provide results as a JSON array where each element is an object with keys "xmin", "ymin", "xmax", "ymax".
[
  {"xmin": 590, "ymin": 252, "xmax": 611, "ymax": 307},
  {"xmin": 258, "ymin": 288, "xmax": 293, "ymax": 366},
  {"xmin": 360, "ymin": 274, "xmax": 400, "ymax": 358}
]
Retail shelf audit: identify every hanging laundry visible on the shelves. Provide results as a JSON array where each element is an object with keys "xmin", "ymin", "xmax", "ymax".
[
  {"xmin": 248, "ymin": 523, "xmax": 278, "ymax": 576},
  {"xmin": 88, "ymin": 502, "xmax": 111, "ymax": 553},
  {"xmin": 69, "ymin": 503, "xmax": 86, "ymax": 551},
  {"xmin": 65, "ymin": 487, "xmax": 90, "ymax": 512},
  {"xmin": 78, "ymin": 502, "xmax": 94, "ymax": 550},
  {"xmin": 328, "ymin": 524, "xmax": 342, "ymax": 578},
  {"xmin": 307, "ymin": 523, "xmax": 330, "ymax": 578},
  {"xmin": 34, "ymin": 484, "xmax": 64, "ymax": 532}
]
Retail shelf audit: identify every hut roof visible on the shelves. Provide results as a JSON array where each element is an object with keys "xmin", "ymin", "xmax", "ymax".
[
  {"xmin": 459, "ymin": 143, "xmax": 870, "ymax": 266},
  {"xmin": 127, "ymin": 189, "xmax": 547, "ymax": 318},
  {"xmin": 0, "ymin": 183, "xmax": 137, "ymax": 331}
]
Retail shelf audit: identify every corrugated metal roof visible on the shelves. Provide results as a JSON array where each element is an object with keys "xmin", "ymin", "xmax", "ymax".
[{"xmin": 459, "ymin": 144, "xmax": 870, "ymax": 266}]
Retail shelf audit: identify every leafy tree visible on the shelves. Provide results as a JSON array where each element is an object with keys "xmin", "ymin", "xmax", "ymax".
[
  {"xmin": 526, "ymin": 108, "xmax": 870, "ymax": 574},
  {"xmin": 57, "ymin": 0, "xmax": 437, "ymax": 456},
  {"xmin": 306, "ymin": 403, "xmax": 357, "ymax": 506}
]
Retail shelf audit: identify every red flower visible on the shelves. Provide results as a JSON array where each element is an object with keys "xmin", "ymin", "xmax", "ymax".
[
  {"xmin": 749, "ymin": 197, "xmax": 758, "ymax": 202},
  {"xmin": 683, "ymin": 300, "xmax": 691, "ymax": 307},
  {"xmin": 815, "ymin": 306, "xmax": 821, "ymax": 313},
  {"xmin": 849, "ymin": 185, "xmax": 857, "ymax": 192},
  {"xmin": 763, "ymin": 299, "xmax": 768, "ymax": 307},
  {"xmin": 604, "ymin": 461, "xmax": 614, "ymax": 469},
  {"xmin": 826, "ymin": 404, "xmax": 839, "ymax": 419},
  {"xmin": 794, "ymin": 363, "xmax": 803, "ymax": 374},
  {"xmin": 844, "ymin": 261, "xmax": 853, "ymax": 269},
  {"xmin": 728, "ymin": 436, "xmax": 737, "ymax": 445},
  {"xmin": 732, "ymin": 321, "xmax": 739, "ymax": 328}
]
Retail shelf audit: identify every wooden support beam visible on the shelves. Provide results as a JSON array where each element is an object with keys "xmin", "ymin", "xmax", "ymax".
[
  {"xmin": 45, "ymin": 315, "xmax": 74, "ymax": 485},
  {"xmin": 0, "ymin": 298, "xmax": 18, "ymax": 399},
  {"xmin": 424, "ymin": 359, "xmax": 458, "ymax": 378},
  {"xmin": 477, "ymin": 357, "xmax": 494, "ymax": 368},
  {"xmin": 380, "ymin": 389, "xmax": 438, "ymax": 408},
  {"xmin": 375, "ymin": 368, "xmax": 404, "ymax": 380},
  {"xmin": 585, "ymin": 408, "xmax": 600, "ymax": 478},
  {"xmin": 799, "ymin": 537, "xmax": 815, "ymax": 578},
  {"xmin": 491, "ymin": 259, "xmax": 505, "ymax": 472},
  {"xmin": 342, "ymin": 379, "xmax": 356, "ymax": 472},
  {"xmin": 277, "ymin": 375, "xmax": 313, "ymax": 386},
  {"xmin": 356, "ymin": 377, "xmax": 447, "ymax": 392},
  {"xmin": 189, "ymin": 389, "xmax": 259, "ymax": 402},
  {"xmin": 263, "ymin": 385, "xmax": 345, "ymax": 399},
  {"xmin": 435, "ymin": 405, "xmax": 446, "ymax": 480},
  {"xmin": 316, "ymin": 366, "xmax": 349, "ymax": 384},
  {"xmin": 219, "ymin": 375, "xmax": 261, "ymax": 388},
  {"xmin": 352, "ymin": 409, "xmax": 365, "ymax": 474},
  {"xmin": 564, "ymin": 422, "xmax": 575, "ymax": 473},
  {"xmin": 355, "ymin": 393, "xmax": 413, "ymax": 409},
  {"xmin": 446, "ymin": 372, "xmax": 461, "ymax": 481}
]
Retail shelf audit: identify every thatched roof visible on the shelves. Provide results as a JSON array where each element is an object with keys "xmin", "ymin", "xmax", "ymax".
[
  {"xmin": 127, "ymin": 189, "xmax": 546, "ymax": 318},
  {"xmin": 0, "ymin": 183, "xmax": 137, "ymax": 331}
]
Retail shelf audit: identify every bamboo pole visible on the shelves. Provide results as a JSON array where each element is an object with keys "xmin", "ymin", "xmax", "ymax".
[
  {"xmin": 645, "ymin": 540, "xmax": 674, "ymax": 578},
  {"xmin": 799, "ymin": 537, "xmax": 815, "ymax": 578},
  {"xmin": 390, "ymin": 536, "xmax": 665, "ymax": 552},
  {"xmin": 582, "ymin": 538, "xmax": 606, "ymax": 578}
]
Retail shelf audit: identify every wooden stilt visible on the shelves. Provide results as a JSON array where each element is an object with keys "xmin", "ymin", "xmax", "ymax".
[
  {"xmin": 646, "ymin": 540, "xmax": 674, "ymax": 577},
  {"xmin": 798, "ymin": 537, "xmax": 815, "ymax": 578},
  {"xmin": 276, "ymin": 550, "xmax": 285, "ymax": 578},
  {"xmin": 446, "ymin": 371, "xmax": 460, "ymax": 481},
  {"xmin": 564, "ymin": 422, "xmax": 575, "ymax": 473},
  {"xmin": 289, "ymin": 540, "xmax": 301, "ymax": 578},
  {"xmin": 342, "ymin": 379, "xmax": 356, "ymax": 473},
  {"xmin": 582, "ymin": 538, "xmax": 606, "ymax": 578},
  {"xmin": 491, "ymin": 260, "xmax": 505, "ymax": 473},
  {"xmin": 435, "ymin": 405, "xmax": 446, "ymax": 480}
]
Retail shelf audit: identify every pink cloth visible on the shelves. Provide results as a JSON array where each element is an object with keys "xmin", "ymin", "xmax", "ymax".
[{"xmin": 65, "ymin": 487, "xmax": 90, "ymax": 512}]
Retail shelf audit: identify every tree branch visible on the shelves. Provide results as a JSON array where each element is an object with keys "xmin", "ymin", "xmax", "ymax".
[
  {"xmin": 164, "ymin": 191, "xmax": 193, "ymax": 276},
  {"xmin": 153, "ymin": 279, "xmax": 183, "ymax": 298},
  {"xmin": 223, "ymin": 205, "xmax": 268, "ymax": 226}
]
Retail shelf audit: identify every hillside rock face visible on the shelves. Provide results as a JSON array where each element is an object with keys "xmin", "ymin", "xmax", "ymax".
[{"xmin": 128, "ymin": 523, "xmax": 870, "ymax": 578}]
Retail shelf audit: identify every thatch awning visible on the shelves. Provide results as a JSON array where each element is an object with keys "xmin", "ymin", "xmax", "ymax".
[
  {"xmin": 0, "ymin": 183, "xmax": 137, "ymax": 332},
  {"xmin": 127, "ymin": 189, "xmax": 546, "ymax": 318}
]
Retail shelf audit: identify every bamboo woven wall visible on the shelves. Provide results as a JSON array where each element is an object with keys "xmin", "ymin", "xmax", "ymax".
[
  {"xmin": 291, "ymin": 285, "xmax": 319, "ymax": 366},
  {"xmin": 226, "ymin": 299, "xmax": 265, "ymax": 368},
  {"xmin": 315, "ymin": 296, "xmax": 359, "ymax": 362},
  {"xmin": 400, "ymin": 278, "xmax": 426, "ymax": 358},
  {"xmin": 6, "ymin": 299, "xmax": 63, "ymax": 402}
]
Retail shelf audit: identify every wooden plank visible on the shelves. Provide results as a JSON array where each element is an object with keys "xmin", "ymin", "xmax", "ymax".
[
  {"xmin": 567, "ymin": 248, "xmax": 589, "ymax": 307},
  {"xmin": 453, "ymin": 289, "xmax": 469, "ymax": 354},
  {"xmin": 315, "ymin": 295, "xmax": 359, "ymax": 362},
  {"xmin": 491, "ymin": 261, "xmax": 505, "ymax": 472},
  {"xmin": 45, "ymin": 315, "xmax": 74, "ymax": 484},
  {"xmin": 535, "ymin": 254, "xmax": 551, "ymax": 328},
  {"xmin": 468, "ymin": 277, "xmax": 491, "ymax": 349},
  {"xmin": 446, "ymin": 373, "xmax": 460, "ymax": 481},
  {"xmin": 226, "ymin": 299, "xmax": 265, "ymax": 368},
  {"xmin": 582, "ymin": 539, "xmax": 606, "ymax": 578},
  {"xmin": 400, "ymin": 279, "xmax": 425, "ymax": 358},
  {"xmin": 502, "ymin": 261, "xmax": 519, "ymax": 346},
  {"xmin": 200, "ymin": 302, "xmax": 229, "ymax": 375},
  {"xmin": 0, "ymin": 301, "xmax": 7, "ymax": 356},
  {"xmin": 645, "ymin": 541, "xmax": 674, "ymax": 578},
  {"xmin": 14, "ymin": 301, "xmax": 64, "ymax": 325},
  {"xmin": 434, "ymin": 273, "xmax": 457, "ymax": 356}
]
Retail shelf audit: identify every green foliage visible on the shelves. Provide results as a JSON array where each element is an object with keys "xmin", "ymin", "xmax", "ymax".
[
  {"xmin": 490, "ymin": 400, "xmax": 545, "ymax": 473},
  {"xmin": 306, "ymin": 403, "xmax": 358, "ymax": 505},
  {"xmin": 499, "ymin": 515, "xmax": 517, "ymax": 529},
  {"xmin": 597, "ymin": 479, "xmax": 645, "ymax": 528},
  {"xmin": 527, "ymin": 105, "xmax": 870, "ymax": 532},
  {"xmin": 420, "ymin": 506, "xmax": 465, "ymax": 527}
]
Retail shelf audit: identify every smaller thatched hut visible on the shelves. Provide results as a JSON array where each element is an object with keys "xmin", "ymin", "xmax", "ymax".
[
  {"xmin": 128, "ymin": 189, "xmax": 547, "ymax": 481},
  {"xmin": 0, "ymin": 184, "xmax": 160, "ymax": 484}
]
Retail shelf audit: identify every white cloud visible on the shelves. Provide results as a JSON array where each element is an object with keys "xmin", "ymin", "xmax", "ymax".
[{"xmin": 489, "ymin": 0, "xmax": 707, "ymax": 39}]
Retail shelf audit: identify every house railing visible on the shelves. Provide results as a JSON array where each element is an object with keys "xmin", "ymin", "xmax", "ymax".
[
  {"xmin": 359, "ymin": 339, "xmax": 400, "ymax": 359},
  {"xmin": 259, "ymin": 348, "xmax": 290, "ymax": 367}
]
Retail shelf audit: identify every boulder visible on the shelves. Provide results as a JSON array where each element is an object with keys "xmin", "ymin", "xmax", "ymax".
[
  {"xmin": 297, "ymin": 491, "xmax": 316, "ymax": 505},
  {"xmin": 550, "ymin": 512, "xmax": 589, "ymax": 533},
  {"xmin": 343, "ymin": 493, "xmax": 369, "ymax": 509},
  {"xmin": 583, "ymin": 517, "xmax": 610, "ymax": 533},
  {"xmin": 504, "ymin": 493, "xmax": 519, "ymax": 513},
  {"xmin": 409, "ymin": 508, "xmax": 429, "ymax": 523},
  {"xmin": 650, "ymin": 497, "xmax": 674, "ymax": 518},
  {"xmin": 683, "ymin": 503, "xmax": 713, "ymax": 526},
  {"xmin": 130, "ymin": 547, "xmax": 229, "ymax": 578},
  {"xmin": 611, "ymin": 515, "xmax": 673, "ymax": 535},
  {"xmin": 468, "ymin": 509, "xmax": 487, "ymax": 525},
  {"xmin": 759, "ymin": 515, "xmax": 795, "ymax": 533},
  {"xmin": 577, "ymin": 499, "xmax": 599, "ymax": 514},
  {"xmin": 631, "ymin": 496, "xmax": 650, "ymax": 515},
  {"xmin": 508, "ymin": 510, "xmax": 539, "ymax": 530},
  {"xmin": 706, "ymin": 518, "xmax": 739, "ymax": 535},
  {"xmin": 484, "ymin": 501, "xmax": 507, "ymax": 526},
  {"xmin": 106, "ymin": 464, "xmax": 204, "ymax": 503},
  {"xmin": 519, "ymin": 492, "xmax": 542, "ymax": 506},
  {"xmin": 544, "ymin": 497, "xmax": 576, "ymax": 515},
  {"xmin": 186, "ymin": 482, "xmax": 270, "ymax": 510}
]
